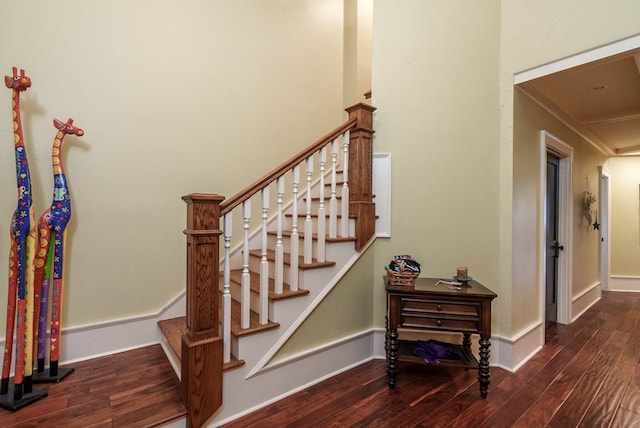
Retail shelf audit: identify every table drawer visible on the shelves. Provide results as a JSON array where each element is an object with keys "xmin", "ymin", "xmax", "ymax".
[
  {"xmin": 399, "ymin": 314, "xmax": 479, "ymax": 332},
  {"xmin": 400, "ymin": 297, "xmax": 480, "ymax": 318}
]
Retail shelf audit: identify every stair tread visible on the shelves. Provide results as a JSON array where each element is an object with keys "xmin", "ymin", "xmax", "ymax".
[
  {"xmin": 248, "ymin": 249, "xmax": 336, "ymax": 269},
  {"xmin": 228, "ymin": 297, "xmax": 280, "ymax": 337},
  {"xmin": 228, "ymin": 269, "xmax": 310, "ymax": 300},
  {"xmin": 267, "ymin": 230, "xmax": 356, "ymax": 243},
  {"xmin": 158, "ymin": 317, "xmax": 186, "ymax": 358},
  {"xmin": 159, "ymin": 317, "xmax": 245, "ymax": 370},
  {"xmin": 285, "ymin": 212, "xmax": 356, "ymax": 219}
]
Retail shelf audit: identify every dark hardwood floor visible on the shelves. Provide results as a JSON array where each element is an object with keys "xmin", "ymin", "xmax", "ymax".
[
  {"xmin": 223, "ymin": 291, "xmax": 640, "ymax": 427},
  {"xmin": 1, "ymin": 291, "xmax": 638, "ymax": 427},
  {"xmin": 0, "ymin": 344, "xmax": 185, "ymax": 427}
]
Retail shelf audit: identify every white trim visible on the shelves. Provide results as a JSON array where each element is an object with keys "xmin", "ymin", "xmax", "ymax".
[
  {"xmin": 540, "ymin": 131, "xmax": 573, "ymax": 327},
  {"xmin": 258, "ymin": 329, "xmax": 374, "ymax": 374},
  {"xmin": 571, "ymin": 282, "xmax": 601, "ymax": 322},
  {"xmin": 0, "ymin": 290, "xmax": 186, "ymax": 367},
  {"xmin": 514, "ymin": 34, "xmax": 640, "ymax": 84},
  {"xmin": 214, "ymin": 329, "xmax": 375, "ymax": 425},
  {"xmin": 373, "ymin": 152, "xmax": 392, "ymax": 238},
  {"xmin": 493, "ymin": 321, "xmax": 544, "ymax": 373},
  {"xmin": 609, "ymin": 276, "xmax": 640, "ymax": 292}
]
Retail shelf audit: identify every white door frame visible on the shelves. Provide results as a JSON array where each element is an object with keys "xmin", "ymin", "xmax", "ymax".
[
  {"xmin": 598, "ymin": 167, "xmax": 611, "ymax": 291},
  {"xmin": 540, "ymin": 130, "xmax": 573, "ymax": 325}
]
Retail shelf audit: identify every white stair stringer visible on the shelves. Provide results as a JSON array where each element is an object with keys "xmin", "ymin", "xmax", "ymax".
[{"xmin": 210, "ymin": 234, "xmax": 376, "ymax": 426}]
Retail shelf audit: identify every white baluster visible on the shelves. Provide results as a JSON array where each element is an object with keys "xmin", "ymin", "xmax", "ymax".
[
  {"xmin": 260, "ymin": 188, "xmax": 269, "ymax": 324},
  {"xmin": 329, "ymin": 138, "xmax": 338, "ymax": 239},
  {"xmin": 275, "ymin": 177, "xmax": 284, "ymax": 294},
  {"xmin": 304, "ymin": 155, "xmax": 314, "ymax": 264},
  {"xmin": 317, "ymin": 147, "xmax": 326, "ymax": 262},
  {"xmin": 341, "ymin": 131, "xmax": 350, "ymax": 237},
  {"xmin": 241, "ymin": 200, "xmax": 251, "ymax": 329},
  {"xmin": 290, "ymin": 166, "xmax": 300, "ymax": 291},
  {"xmin": 222, "ymin": 213, "xmax": 232, "ymax": 363}
]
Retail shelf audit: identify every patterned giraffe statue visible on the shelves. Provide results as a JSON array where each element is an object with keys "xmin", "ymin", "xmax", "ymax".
[
  {"xmin": 1, "ymin": 67, "xmax": 40, "ymax": 405},
  {"xmin": 32, "ymin": 118, "xmax": 84, "ymax": 382}
]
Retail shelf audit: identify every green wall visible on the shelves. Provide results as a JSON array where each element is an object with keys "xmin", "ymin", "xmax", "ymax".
[
  {"xmin": 0, "ymin": 0, "xmax": 345, "ymax": 331},
  {"xmin": 608, "ymin": 157, "xmax": 640, "ymax": 276}
]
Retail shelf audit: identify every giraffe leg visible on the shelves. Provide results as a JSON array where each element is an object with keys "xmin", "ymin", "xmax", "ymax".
[
  {"xmin": 14, "ymin": 298, "xmax": 26, "ymax": 400},
  {"xmin": 13, "ymin": 232, "xmax": 29, "ymax": 401},
  {"xmin": 49, "ymin": 229, "xmax": 65, "ymax": 377},
  {"xmin": 1, "ymin": 226, "xmax": 18, "ymax": 395},
  {"xmin": 36, "ymin": 278, "xmax": 51, "ymax": 372},
  {"xmin": 34, "ymin": 216, "xmax": 52, "ymax": 373},
  {"xmin": 23, "ymin": 212, "xmax": 36, "ymax": 394},
  {"xmin": 49, "ymin": 278, "xmax": 62, "ymax": 377},
  {"xmin": 46, "ymin": 229, "xmax": 73, "ymax": 382}
]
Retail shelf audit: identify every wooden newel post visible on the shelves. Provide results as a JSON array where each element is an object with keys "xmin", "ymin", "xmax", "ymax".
[
  {"xmin": 181, "ymin": 193, "xmax": 224, "ymax": 428},
  {"xmin": 345, "ymin": 102, "xmax": 377, "ymax": 251}
]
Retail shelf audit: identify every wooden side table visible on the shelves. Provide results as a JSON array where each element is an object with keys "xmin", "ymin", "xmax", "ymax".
[{"xmin": 385, "ymin": 276, "xmax": 497, "ymax": 398}]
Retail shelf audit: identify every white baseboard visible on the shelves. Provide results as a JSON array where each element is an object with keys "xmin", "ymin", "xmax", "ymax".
[
  {"xmin": 493, "ymin": 322, "xmax": 544, "ymax": 373},
  {"xmin": 571, "ymin": 282, "xmax": 601, "ymax": 322},
  {"xmin": 212, "ymin": 329, "xmax": 376, "ymax": 426},
  {"xmin": 609, "ymin": 276, "xmax": 640, "ymax": 292},
  {"xmin": 0, "ymin": 290, "xmax": 186, "ymax": 369}
]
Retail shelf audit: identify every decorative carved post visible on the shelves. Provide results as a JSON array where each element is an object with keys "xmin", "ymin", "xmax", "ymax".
[
  {"xmin": 345, "ymin": 103, "xmax": 377, "ymax": 251},
  {"xmin": 181, "ymin": 193, "xmax": 224, "ymax": 428}
]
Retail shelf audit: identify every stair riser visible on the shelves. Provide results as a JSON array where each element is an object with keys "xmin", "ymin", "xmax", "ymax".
[
  {"xmin": 265, "ymin": 234, "xmax": 326, "ymax": 256},
  {"xmin": 301, "ymin": 197, "xmax": 344, "ymax": 215},
  {"xmin": 248, "ymin": 257, "xmax": 297, "ymax": 283},
  {"xmin": 226, "ymin": 280, "xmax": 274, "ymax": 319},
  {"xmin": 281, "ymin": 216, "xmax": 353, "ymax": 237}
]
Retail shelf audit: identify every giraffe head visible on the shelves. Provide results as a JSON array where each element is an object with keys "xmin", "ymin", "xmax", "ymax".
[
  {"xmin": 53, "ymin": 118, "xmax": 84, "ymax": 137},
  {"xmin": 4, "ymin": 67, "xmax": 31, "ymax": 92}
]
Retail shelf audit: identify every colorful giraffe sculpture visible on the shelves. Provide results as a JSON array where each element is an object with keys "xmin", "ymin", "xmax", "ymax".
[
  {"xmin": 32, "ymin": 118, "xmax": 84, "ymax": 382},
  {"xmin": 1, "ymin": 67, "xmax": 43, "ymax": 406}
]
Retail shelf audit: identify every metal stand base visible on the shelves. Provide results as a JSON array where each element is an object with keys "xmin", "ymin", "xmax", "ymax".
[
  {"xmin": 0, "ymin": 386, "xmax": 47, "ymax": 411},
  {"xmin": 32, "ymin": 367, "xmax": 74, "ymax": 384}
]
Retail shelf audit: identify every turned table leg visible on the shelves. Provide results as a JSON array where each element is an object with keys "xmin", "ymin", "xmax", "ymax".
[
  {"xmin": 386, "ymin": 328, "xmax": 398, "ymax": 388},
  {"xmin": 462, "ymin": 332, "xmax": 471, "ymax": 348},
  {"xmin": 478, "ymin": 336, "xmax": 491, "ymax": 398}
]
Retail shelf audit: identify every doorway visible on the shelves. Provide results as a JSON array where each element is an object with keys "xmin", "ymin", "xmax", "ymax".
[
  {"xmin": 599, "ymin": 167, "xmax": 611, "ymax": 291},
  {"xmin": 545, "ymin": 153, "xmax": 560, "ymax": 327},
  {"xmin": 540, "ymin": 131, "xmax": 573, "ymax": 331}
]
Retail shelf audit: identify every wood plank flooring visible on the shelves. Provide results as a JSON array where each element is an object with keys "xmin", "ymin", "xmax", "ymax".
[
  {"xmin": 1, "ymin": 291, "xmax": 638, "ymax": 427},
  {"xmin": 0, "ymin": 344, "xmax": 185, "ymax": 428},
  {"xmin": 222, "ymin": 291, "xmax": 640, "ymax": 427}
]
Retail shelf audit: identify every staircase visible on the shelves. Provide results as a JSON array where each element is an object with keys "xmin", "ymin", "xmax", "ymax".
[{"xmin": 158, "ymin": 103, "xmax": 376, "ymax": 427}]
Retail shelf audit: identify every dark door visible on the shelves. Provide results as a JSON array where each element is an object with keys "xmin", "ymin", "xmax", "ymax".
[{"xmin": 545, "ymin": 153, "xmax": 561, "ymax": 328}]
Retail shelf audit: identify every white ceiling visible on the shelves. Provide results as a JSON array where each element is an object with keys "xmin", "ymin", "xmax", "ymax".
[{"xmin": 517, "ymin": 48, "xmax": 640, "ymax": 156}]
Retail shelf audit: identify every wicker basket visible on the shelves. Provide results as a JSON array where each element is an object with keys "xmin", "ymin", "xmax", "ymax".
[{"xmin": 386, "ymin": 268, "xmax": 419, "ymax": 286}]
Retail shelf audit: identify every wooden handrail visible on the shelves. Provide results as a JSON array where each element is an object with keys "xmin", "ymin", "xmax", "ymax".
[{"xmin": 220, "ymin": 117, "xmax": 357, "ymax": 216}]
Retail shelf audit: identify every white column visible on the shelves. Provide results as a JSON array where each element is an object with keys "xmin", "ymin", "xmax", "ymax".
[
  {"xmin": 341, "ymin": 130, "xmax": 350, "ymax": 237},
  {"xmin": 222, "ymin": 213, "xmax": 232, "ymax": 363},
  {"xmin": 329, "ymin": 138, "xmax": 338, "ymax": 239},
  {"xmin": 290, "ymin": 166, "xmax": 300, "ymax": 291},
  {"xmin": 241, "ymin": 200, "xmax": 251, "ymax": 329},
  {"xmin": 259, "ymin": 188, "xmax": 269, "ymax": 324},
  {"xmin": 304, "ymin": 155, "xmax": 314, "ymax": 264},
  {"xmin": 275, "ymin": 177, "xmax": 284, "ymax": 294},
  {"xmin": 317, "ymin": 146, "xmax": 327, "ymax": 262}
]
